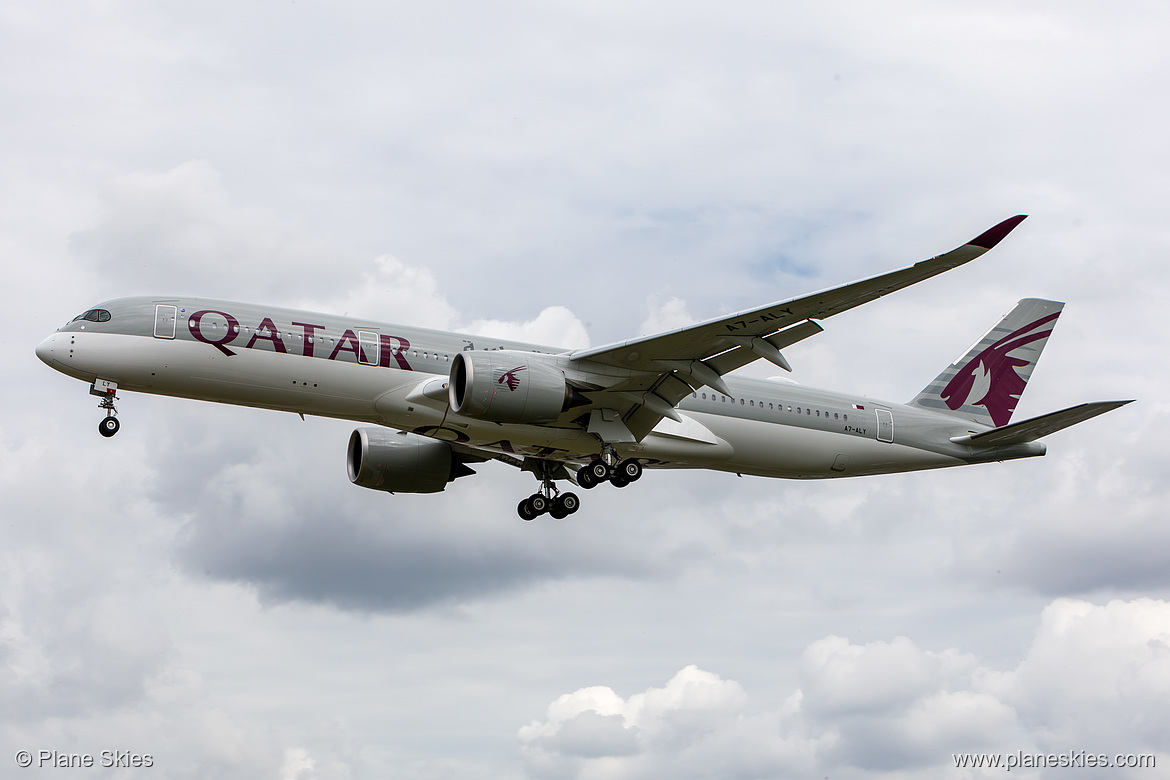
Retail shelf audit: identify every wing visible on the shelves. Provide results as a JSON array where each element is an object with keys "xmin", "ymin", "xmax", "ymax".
[{"xmin": 569, "ymin": 215, "xmax": 1028, "ymax": 440}]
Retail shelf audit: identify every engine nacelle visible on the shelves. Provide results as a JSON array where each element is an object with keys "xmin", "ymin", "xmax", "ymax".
[
  {"xmin": 449, "ymin": 350, "xmax": 573, "ymax": 424},
  {"xmin": 347, "ymin": 428, "xmax": 456, "ymax": 494}
]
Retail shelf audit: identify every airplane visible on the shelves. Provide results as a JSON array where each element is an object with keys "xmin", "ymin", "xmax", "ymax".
[{"xmin": 36, "ymin": 215, "xmax": 1131, "ymax": 520}]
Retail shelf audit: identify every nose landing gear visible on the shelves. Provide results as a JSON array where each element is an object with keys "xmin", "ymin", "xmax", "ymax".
[
  {"xmin": 91, "ymin": 379, "xmax": 121, "ymax": 438},
  {"xmin": 98, "ymin": 415, "xmax": 120, "ymax": 437}
]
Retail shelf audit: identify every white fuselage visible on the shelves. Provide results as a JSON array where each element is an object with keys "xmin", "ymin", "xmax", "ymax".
[{"xmin": 37, "ymin": 296, "xmax": 1044, "ymax": 480}]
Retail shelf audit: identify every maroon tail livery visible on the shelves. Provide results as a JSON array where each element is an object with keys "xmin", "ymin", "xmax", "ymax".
[{"xmin": 910, "ymin": 299, "xmax": 1064, "ymax": 428}]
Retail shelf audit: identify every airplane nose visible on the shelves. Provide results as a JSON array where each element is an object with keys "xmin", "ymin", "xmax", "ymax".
[{"xmin": 35, "ymin": 334, "xmax": 57, "ymax": 366}]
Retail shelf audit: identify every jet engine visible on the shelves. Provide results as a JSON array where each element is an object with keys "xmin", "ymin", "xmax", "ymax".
[
  {"xmin": 449, "ymin": 351, "xmax": 580, "ymax": 424},
  {"xmin": 347, "ymin": 428, "xmax": 467, "ymax": 493}
]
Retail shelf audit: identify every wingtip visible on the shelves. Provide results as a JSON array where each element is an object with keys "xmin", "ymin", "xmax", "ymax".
[{"xmin": 969, "ymin": 214, "xmax": 1028, "ymax": 250}]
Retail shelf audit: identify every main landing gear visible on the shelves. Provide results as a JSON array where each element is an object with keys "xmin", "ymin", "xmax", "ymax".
[
  {"xmin": 514, "ymin": 449, "xmax": 645, "ymax": 520},
  {"xmin": 517, "ymin": 490, "xmax": 581, "ymax": 521},
  {"xmin": 575, "ymin": 458, "xmax": 642, "ymax": 489},
  {"xmin": 516, "ymin": 458, "xmax": 583, "ymax": 521},
  {"xmin": 91, "ymin": 379, "xmax": 121, "ymax": 438}
]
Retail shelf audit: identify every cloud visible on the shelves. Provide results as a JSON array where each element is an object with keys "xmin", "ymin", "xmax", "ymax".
[
  {"xmin": 68, "ymin": 160, "xmax": 357, "ymax": 305},
  {"xmin": 464, "ymin": 306, "xmax": 591, "ymax": 350},
  {"xmin": 522, "ymin": 598, "xmax": 1170, "ymax": 778},
  {"xmin": 945, "ymin": 407, "xmax": 1170, "ymax": 594},
  {"xmin": 798, "ymin": 635, "xmax": 976, "ymax": 717},
  {"xmin": 295, "ymin": 254, "xmax": 460, "ymax": 332},
  {"xmin": 152, "ymin": 404, "xmax": 658, "ymax": 612},
  {"xmin": 638, "ymin": 296, "xmax": 695, "ymax": 336}
]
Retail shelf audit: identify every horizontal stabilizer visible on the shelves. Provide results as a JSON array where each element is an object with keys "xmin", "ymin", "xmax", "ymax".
[{"xmin": 950, "ymin": 400, "xmax": 1133, "ymax": 446}]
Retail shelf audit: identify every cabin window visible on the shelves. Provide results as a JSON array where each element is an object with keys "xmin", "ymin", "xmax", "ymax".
[
  {"xmin": 807, "ymin": 408, "xmax": 811, "ymax": 415},
  {"xmin": 769, "ymin": 403, "xmax": 774, "ymax": 410},
  {"xmin": 834, "ymin": 412, "xmax": 839, "ymax": 419},
  {"xmin": 749, "ymin": 400, "xmax": 754, "ymax": 407},
  {"xmin": 702, "ymin": 393, "xmax": 707, "ymax": 399},
  {"xmin": 843, "ymin": 414, "xmax": 848, "ymax": 421},
  {"xmin": 740, "ymin": 399, "xmax": 744, "ymax": 405},
  {"xmin": 816, "ymin": 410, "xmax": 820, "ymax": 417},
  {"xmin": 796, "ymin": 407, "xmax": 801, "ymax": 414}
]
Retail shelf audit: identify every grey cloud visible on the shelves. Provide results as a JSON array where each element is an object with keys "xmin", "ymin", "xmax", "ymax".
[
  {"xmin": 946, "ymin": 419, "xmax": 1170, "ymax": 595},
  {"xmin": 68, "ymin": 161, "xmax": 360, "ymax": 305},
  {"xmin": 149, "ymin": 409, "xmax": 659, "ymax": 612}
]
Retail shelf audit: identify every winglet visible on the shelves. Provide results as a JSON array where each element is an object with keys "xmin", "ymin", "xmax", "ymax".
[{"xmin": 969, "ymin": 215, "xmax": 1028, "ymax": 250}]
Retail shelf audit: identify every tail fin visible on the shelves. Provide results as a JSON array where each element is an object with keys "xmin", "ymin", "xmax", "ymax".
[{"xmin": 909, "ymin": 298, "xmax": 1064, "ymax": 427}]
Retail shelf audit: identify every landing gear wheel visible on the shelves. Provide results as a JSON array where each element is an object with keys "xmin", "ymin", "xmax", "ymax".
[
  {"xmin": 587, "ymin": 461, "xmax": 609, "ymax": 482},
  {"xmin": 549, "ymin": 506, "xmax": 568, "ymax": 520},
  {"xmin": 528, "ymin": 494, "xmax": 549, "ymax": 515},
  {"xmin": 616, "ymin": 459, "xmax": 642, "ymax": 482},
  {"xmin": 518, "ymin": 500, "xmax": 538, "ymax": 521},
  {"xmin": 610, "ymin": 474, "xmax": 629, "ymax": 488},
  {"xmin": 576, "ymin": 465, "xmax": 598, "ymax": 489},
  {"xmin": 98, "ymin": 417, "xmax": 120, "ymax": 438},
  {"xmin": 557, "ymin": 492, "xmax": 581, "ymax": 514}
]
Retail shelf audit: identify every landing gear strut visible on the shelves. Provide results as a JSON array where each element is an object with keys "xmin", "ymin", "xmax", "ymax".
[{"xmin": 91, "ymin": 380, "xmax": 121, "ymax": 438}]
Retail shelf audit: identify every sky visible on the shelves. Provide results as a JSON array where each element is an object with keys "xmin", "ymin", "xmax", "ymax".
[{"xmin": 3, "ymin": 1, "xmax": 1169, "ymax": 778}]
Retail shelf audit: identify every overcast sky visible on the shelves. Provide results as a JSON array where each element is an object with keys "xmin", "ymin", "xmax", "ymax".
[{"xmin": 3, "ymin": 2, "xmax": 1169, "ymax": 778}]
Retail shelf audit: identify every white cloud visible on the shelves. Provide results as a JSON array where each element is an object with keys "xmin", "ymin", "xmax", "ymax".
[
  {"xmin": 799, "ymin": 635, "xmax": 977, "ymax": 717},
  {"xmin": 638, "ymin": 296, "xmax": 695, "ymax": 336},
  {"xmin": 295, "ymin": 253, "xmax": 460, "ymax": 332},
  {"xmin": 979, "ymin": 598, "xmax": 1170, "ymax": 750},
  {"xmin": 464, "ymin": 306, "xmax": 591, "ymax": 350},
  {"xmin": 523, "ymin": 598, "xmax": 1170, "ymax": 779}
]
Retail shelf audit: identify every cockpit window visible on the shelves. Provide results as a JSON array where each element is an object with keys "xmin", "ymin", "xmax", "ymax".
[{"xmin": 72, "ymin": 309, "xmax": 111, "ymax": 323}]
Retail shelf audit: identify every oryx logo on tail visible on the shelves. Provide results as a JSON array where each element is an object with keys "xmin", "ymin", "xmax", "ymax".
[
  {"xmin": 941, "ymin": 312, "xmax": 1060, "ymax": 427},
  {"xmin": 497, "ymin": 366, "xmax": 526, "ymax": 391}
]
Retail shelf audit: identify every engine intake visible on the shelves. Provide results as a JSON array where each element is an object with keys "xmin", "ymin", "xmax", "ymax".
[
  {"xmin": 347, "ymin": 428, "xmax": 461, "ymax": 493},
  {"xmin": 449, "ymin": 351, "xmax": 576, "ymax": 424}
]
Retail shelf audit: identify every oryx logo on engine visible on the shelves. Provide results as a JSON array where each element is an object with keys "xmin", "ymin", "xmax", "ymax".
[{"xmin": 496, "ymin": 366, "xmax": 526, "ymax": 391}]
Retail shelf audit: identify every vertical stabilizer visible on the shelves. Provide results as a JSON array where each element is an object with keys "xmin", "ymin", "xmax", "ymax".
[{"xmin": 910, "ymin": 299, "xmax": 1064, "ymax": 427}]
